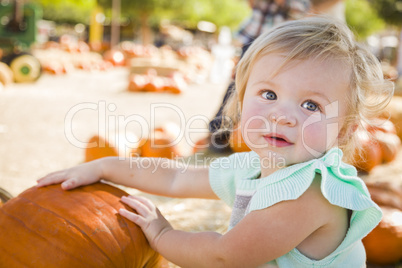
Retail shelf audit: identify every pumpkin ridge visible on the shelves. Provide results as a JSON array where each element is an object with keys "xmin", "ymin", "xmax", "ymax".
[
  {"xmin": 0, "ymin": 198, "xmax": 98, "ymax": 267},
  {"xmin": 0, "ymin": 241, "xmax": 30, "ymax": 268},
  {"xmin": 143, "ymin": 250, "xmax": 165, "ymax": 268},
  {"xmin": 78, "ymin": 184, "xmax": 161, "ymax": 268},
  {"xmin": 18, "ymin": 195, "xmax": 117, "ymax": 267},
  {"xmin": 30, "ymin": 186, "xmax": 125, "ymax": 266},
  {"xmin": 77, "ymin": 186, "xmax": 137, "ymax": 267},
  {"xmin": 79, "ymin": 185, "xmax": 152, "ymax": 268},
  {"xmin": 57, "ymin": 184, "xmax": 152, "ymax": 268},
  {"xmin": 0, "ymin": 183, "xmax": 163, "ymax": 267},
  {"xmin": 80, "ymin": 187, "xmax": 134, "ymax": 265},
  {"xmin": 0, "ymin": 207, "xmax": 40, "ymax": 268}
]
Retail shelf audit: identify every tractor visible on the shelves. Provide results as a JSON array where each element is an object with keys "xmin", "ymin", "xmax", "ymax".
[{"xmin": 0, "ymin": 0, "xmax": 42, "ymax": 84}]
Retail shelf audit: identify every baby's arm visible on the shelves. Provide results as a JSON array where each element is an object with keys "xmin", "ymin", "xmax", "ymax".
[
  {"xmin": 37, "ymin": 157, "xmax": 217, "ymax": 199},
  {"xmin": 120, "ymin": 183, "xmax": 333, "ymax": 268}
]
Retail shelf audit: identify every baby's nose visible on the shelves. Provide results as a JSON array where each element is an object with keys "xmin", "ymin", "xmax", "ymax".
[{"xmin": 269, "ymin": 112, "xmax": 296, "ymax": 127}]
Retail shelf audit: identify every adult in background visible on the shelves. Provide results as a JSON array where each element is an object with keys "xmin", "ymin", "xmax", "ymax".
[{"xmin": 207, "ymin": 0, "xmax": 345, "ymax": 152}]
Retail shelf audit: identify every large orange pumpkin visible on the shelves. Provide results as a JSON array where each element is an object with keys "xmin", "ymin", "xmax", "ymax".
[
  {"xmin": 362, "ymin": 206, "xmax": 402, "ymax": 265},
  {"xmin": 0, "ymin": 183, "xmax": 166, "ymax": 267}
]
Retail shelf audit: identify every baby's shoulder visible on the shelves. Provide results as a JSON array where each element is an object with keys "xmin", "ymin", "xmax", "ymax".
[
  {"xmin": 300, "ymin": 173, "xmax": 346, "ymax": 220},
  {"xmin": 295, "ymin": 174, "xmax": 350, "ymax": 259}
]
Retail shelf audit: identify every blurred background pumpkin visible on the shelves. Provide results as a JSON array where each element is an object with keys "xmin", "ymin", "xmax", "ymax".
[
  {"xmin": 85, "ymin": 132, "xmax": 140, "ymax": 162},
  {"xmin": 229, "ymin": 125, "xmax": 251, "ymax": 153},
  {"xmin": 139, "ymin": 123, "xmax": 183, "ymax": 159},
  {"xmin": 363, "ymin": 181, "xmax": 402, "ymax": 266},
  {"xmin": 352, "ymin": 119, "xmax": 401, "ymax": 173}
]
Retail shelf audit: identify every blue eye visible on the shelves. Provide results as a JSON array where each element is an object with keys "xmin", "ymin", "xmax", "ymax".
[
  {"xmin": 262, "ymin": 91, "xmax": 277, "ymax": 100},
  {"xmin": 302, "ymin": 100, "xmax": 320, "ymax": 112}
]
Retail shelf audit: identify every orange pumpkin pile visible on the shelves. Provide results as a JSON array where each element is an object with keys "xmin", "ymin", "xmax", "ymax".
[
  {"xmin": 0, "ymin": 182, "xmax": 166, "ymax": 267},
  {"xmin": 42, "ymin": 61, "xmax": 71, "ymax": 75},
  {"xmin": 352, "ymin": 119, "xmax": 401, "ymax": 173},
  {"xmin": 120, "ymin": 42, "xmax": 159, "ymax": 59},
  {"xmin": 125, "ymin": 43, "xmax": 212, "ymax": 85},
  {"xmin": 128, "ymin": 69, "xmax": 186, "ymax": 94},
  {"xmin": 85, "ymin": 123, "xmax": 183, "ymax": 162},
  {"xmin": 363, "ymin": 181, "xmax": 402, "ymax": 265},
  {"xmin": 35, "ymin": 38, "xmax": 113, "ymax": 75},
  {"xmin": 103, "ymin": 49, "xmax": 126, "ymax": 67}
]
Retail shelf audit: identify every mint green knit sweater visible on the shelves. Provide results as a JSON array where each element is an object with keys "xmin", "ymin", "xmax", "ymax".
[{"xmin": 209, "ymin": 148, "xmax": 381, "ymax": 267}]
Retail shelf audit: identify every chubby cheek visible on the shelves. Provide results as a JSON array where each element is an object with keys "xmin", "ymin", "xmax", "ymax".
[
  {"xmin": 240, "ymin": 103, "xmax": 269, "ymax": 146},
  {"xmin": 300, "ymin": 120, "xmax": 340, "ymax": 156},
  {"xmin": 241, "ymin": 100, "xmax": 269, "ymax": 128}
]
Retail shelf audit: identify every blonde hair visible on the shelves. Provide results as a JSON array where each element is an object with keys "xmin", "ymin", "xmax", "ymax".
[{"xmin": 222, "ymin": 16, "xmax": 394, "ymax": 160}]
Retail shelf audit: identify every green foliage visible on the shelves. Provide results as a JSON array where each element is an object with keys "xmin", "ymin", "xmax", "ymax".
[
  {"xmin": 170, "ymin": 0, "xmax": 251, "ymax": 29},
  {"xmin": 31, "ymin": 0, "xmax": 96, "ymax": 24},
  {"xmin": 368, "ymin": 0, "xmax": 402, "ymax": 28},
  {"xmin": 30, "ymin": 0, "xmax": 249, "ymax": 30},
  {"xmin": 345, "ymin": 0, "xmax": 386, "ymax": 40},
  {"xmin": 99, "ymin": 0, "xmax": 250, "ymax": 30}
]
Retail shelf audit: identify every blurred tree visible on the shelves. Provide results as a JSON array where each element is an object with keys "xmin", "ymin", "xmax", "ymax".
[
  {"xmin": 98, "ymin": 0, "xmax": 166, "ymax": 44},
  {"xmin": 345, "ymin": 0, "xmax": 385, "ymax": 40},
  {"xmin": 31, "ymin": 0, "xmax": 96, "ymax": 24},
  {"xmin": 368, "ymin": 0, "xmax": 402, "ymax": 73},
  {"xmin": 97, "ymin": 0, "xmax": 249, "ymax": 44},
  {"xmin": 31, "ymin": 0, "xmax": 249, "ymax": 44},
  {"xmin": 368, "ymin": 0, "xmax": 402, "ymax": 27},
  {"xmin": 164, "ymin": 0, "xmax": 250, "ymax": 30}
]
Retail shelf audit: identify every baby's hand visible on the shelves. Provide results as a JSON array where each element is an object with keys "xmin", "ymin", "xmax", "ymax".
[
  {"xmin": 119, "ymin": 195, "xmax": 173, "ymax": 250},
  {"xmin": 36, "ymin": 161, "xmax": 103, "ymax": 190}
]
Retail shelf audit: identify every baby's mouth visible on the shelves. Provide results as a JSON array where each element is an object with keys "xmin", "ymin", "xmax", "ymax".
[{"xmin": 263, "ymin": 134, "xmax": 293, "ymax": 147}]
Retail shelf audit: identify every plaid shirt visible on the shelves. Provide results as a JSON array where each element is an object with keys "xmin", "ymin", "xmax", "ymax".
[{"xmin": 236, "ymin": 0, "xmax": 310, "ymax": 46}]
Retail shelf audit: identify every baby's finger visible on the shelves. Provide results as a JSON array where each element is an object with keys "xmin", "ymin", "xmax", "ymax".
[
  {"xmin": 60, "ymin": 178, "xmax": 84, "ymax": 190},
  {"xmin": 119, "ymin": 209, "xmax": 147, "ymax": 227},
  {"xmin": 36, "ymin": 172, "xmax": 67, "ymax": 188},
  {"xmin": 121, "ymin": 196, "xmax": 150, "ymax": 216},
  {"xmin": 126, "ymin": 195, "xmax": 155, "ymax": 210}
]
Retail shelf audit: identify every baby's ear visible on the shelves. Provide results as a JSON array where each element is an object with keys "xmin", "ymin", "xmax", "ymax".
[
  {"xmin": 338, "ymin": 122, "xmax": 359, "ymax": 142},
  {"xmin": 351, "ymin": 123, "xmax": 359, "ymax": 133}
]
